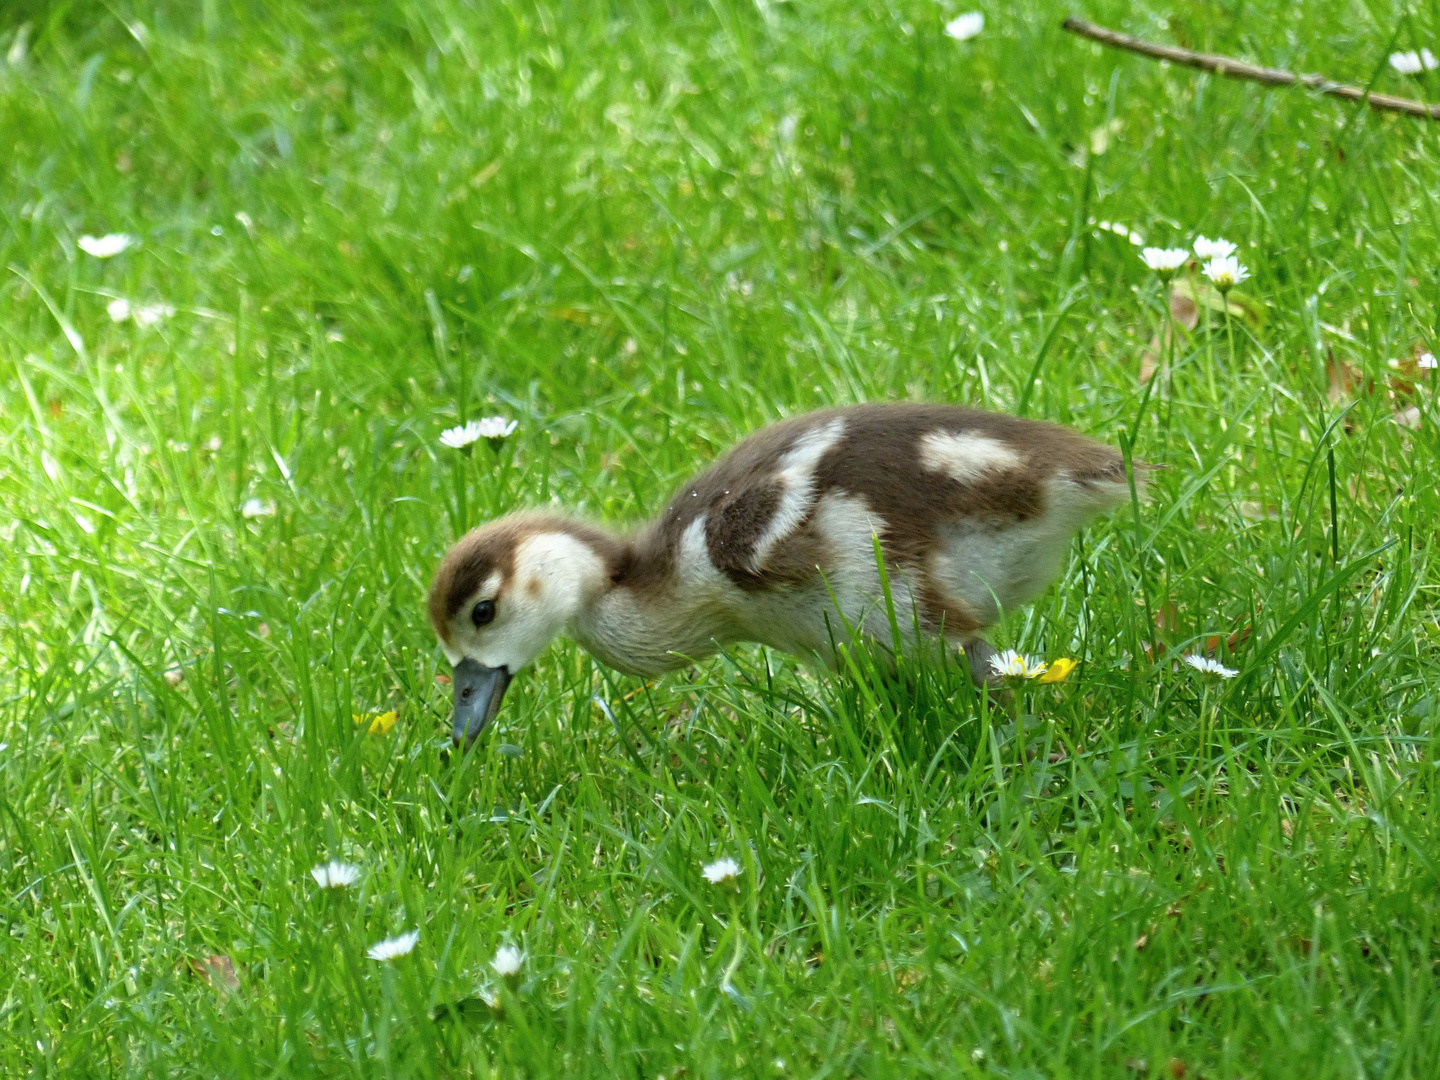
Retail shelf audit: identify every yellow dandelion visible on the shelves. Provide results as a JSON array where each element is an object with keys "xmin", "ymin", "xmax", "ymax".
[
  {"xmin": 1037, "ymin": 658, "xmax": 1078, "ymax": 684},
  {"xmin": 354, "ymin": 711, "xmax": 397, "ymax": 735}
]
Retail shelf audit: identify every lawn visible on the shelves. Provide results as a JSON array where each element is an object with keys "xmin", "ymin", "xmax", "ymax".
[{"xmin": 2, "ymin": 0, "xmax": 1438, "ymax": 1076}]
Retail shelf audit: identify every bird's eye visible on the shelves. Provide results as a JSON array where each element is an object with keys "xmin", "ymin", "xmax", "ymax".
[{"xmin": 471, "ymin": 600, "xmax": 496, "ymax": 628}]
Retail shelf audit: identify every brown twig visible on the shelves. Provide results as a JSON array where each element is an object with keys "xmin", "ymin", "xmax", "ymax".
[{"xmin": 1063, "ymin": 15, "xmax": 1440, "ymax": 121}]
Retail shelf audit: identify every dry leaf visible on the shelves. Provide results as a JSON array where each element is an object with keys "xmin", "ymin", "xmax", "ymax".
[
  {"xmin": 1139, "ymin": 336, "xmax": 1161, "ymax": 384},
  {"xmin": 1169, "ymin": 287, "xmax": 1199, "ymax": 331},
  {"xmin": 188, "ymin": 954, "xmax": 240, "ymax": 996},
  {"xmin": 1139, "ymin": 326, "xmax": 1185, "ymax": 384},
  {"xmin": 1170, "ymin": 277, "xmax": 1262, "ymax": 328},
  {"xmin": 1393, "ymin": 405, "xmax": 1422, "ymax": 429},
  {"xmin": 1326, "ymin": 352, "xmax": 1367, "ymax": 407},
  {"xmin": 1387, "ymin": 342, "xmax": 1434, "ymax": 398},
  {"xmin": 1154, "ymin": 602, "xmax": 1181, "ymax": 635}
]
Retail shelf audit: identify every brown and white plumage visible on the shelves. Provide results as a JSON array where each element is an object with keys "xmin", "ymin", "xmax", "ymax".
[{"xmin": 430, "ymin": 403, "xmax": 1141, "ymax": 743}]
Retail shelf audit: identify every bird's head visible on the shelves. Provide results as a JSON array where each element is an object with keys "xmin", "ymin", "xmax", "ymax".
[{"xmin": 428, "ymin": 515, "xmax": 611, "ymax": 747}]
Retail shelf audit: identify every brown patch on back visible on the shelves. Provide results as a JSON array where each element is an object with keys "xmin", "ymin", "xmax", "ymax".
[
  {"xmin": 626, "ymin": 414, "xmax": 823, "ymax": 592},
  {"xmin": 808, "ymin": 403, "xmax": 1120, "ymax": 565},
  {"xmin": 623, "ymin": 403, "xmax": 1130, "ymax": 623},
  {"xmin": 428, "ymin": 513, "xmax": 626, "ymax": 642}
]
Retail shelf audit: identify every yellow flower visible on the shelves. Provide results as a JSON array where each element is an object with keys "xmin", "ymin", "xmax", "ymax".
[
  {"xmin": 1037, "ymin": 658, "xmax": 1077, "ymax": 684},
  {"xmin": 354, "ymin": 711, "xmax": 397, "ymax": 735}
]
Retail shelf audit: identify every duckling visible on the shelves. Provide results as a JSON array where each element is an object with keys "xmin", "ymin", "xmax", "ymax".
[{"xmin": 430, "ymin": 402, "xmax": 1142, "ymax": 745}]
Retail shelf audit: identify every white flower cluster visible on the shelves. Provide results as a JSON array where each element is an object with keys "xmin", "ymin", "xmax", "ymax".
[
  {"xmin": 240, "ymin": 498, "xmax": 276, "ymax": 519},
  {"xmin": 311, "ymin": 861, "xmax": 361, "ymax": 889},
  {"xmin": 1389, "ymin": 49, "xmax": 1438, "ymax": 75},
  {"xmin": 988, "ymin": 649, "xmax": 1049, "ymax": 680},
  {"xmin": 305, "ymin": 862, "xmax": 426, "ymax": 964},
  {"xmin": 107, "ymin": 298, "xmax": 175, "ymax": 327},
  {"xmin": 1184, "ymin": 654, "xmax": 1238, "ymax": 679},
  {"xmin": 491, "ymin": 945, "xmax": 524, "ymax": 977},
  {"xmin": 1139, "ymin": 235, "xmax": 1250, "ymax": 290},
  {"xmin": 944, "ymin": 12, "xmax": 984, "ymax": 41},
  {"xmin": 440, "ymin": 416, "xmax": 519, "ymax": 449},
  {"xmin": 702, "ymin": 856, "xmax": 742, "ymax": 885},
  {"xmin": 79, "ymin": 233, "xmax": 137, "ymax": 258},
  {"xmin": 367, "ymin": 930, "xmax": 420, "ymax": 962}
]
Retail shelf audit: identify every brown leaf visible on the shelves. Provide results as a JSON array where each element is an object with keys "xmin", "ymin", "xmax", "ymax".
[
  {"xmin": 1167, "ymin": 1060, "xmax": 1190, "ymax": 1079},
  {"xmin": 434, "ymin": 673, "xmax": 452, "ymax": 686},
  {"xmin": 1134, "ymin": 932, "xmax": 1150, "ymax": 950},
  {"xmin": 1139, "ymin": 336, "xmax": 1161, "ymax": 384},
  {"xmin": 1386, "ymin": 342, "xmax": 1434, "ymax": 401},
  {"xmin": 1326, "ymin": 352, "xmax": 1367, "ymax": 407},
  {"xmin": 1393, "ymin": 405, "xmax": 1422, "ymax": 429},
  {"xmin": 1154, "ymin": 602, "xmax": 1181, "ymax": 635},
  {"xmin": 188, "ymin": 954, "xmax": 241, "ymax": 996},
  {"xmin": 1170, "ymin": 277, "xmax": 1262, "ymax": 328},
  {"xmin": 1139, "ymin": 324, "xmax": 1185, "ymax": 384},
  {"xmin": 1169, "ymin": 287, "xmax": 1199, "ymax": 331}
]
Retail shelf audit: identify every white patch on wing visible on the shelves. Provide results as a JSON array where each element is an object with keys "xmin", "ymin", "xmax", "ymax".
[
  {"xmin": 739, "ymin": 490, "xmax": 920, "ymax": 661},
  {"xmin": 749, "ymin": 418, "xmax": 847, "ymax": 570},
  {"xmin": 928, "ymin": 475, "xmax": 1119, "ymax": 626},
  {"xmin": 918, "ymin": 430, "xmax": 1023, "ymax": 484},
  {"xmin": 678, "ymin": 516, "xmax": 726, "ymax": 587}
]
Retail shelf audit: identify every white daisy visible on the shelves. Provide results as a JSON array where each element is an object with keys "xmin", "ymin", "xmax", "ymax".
[
  {"xmin": 241, "ymin": 498, "xmax": 276, "ymax": 519},
  {"xmin": 367, "ymin": 930, "xmax": 419, "ymax": 961},
  {"xmin": 1202, "ymin": 254, "xmax": 1249, "ymax": 291},
  {"xmin": 476, "ymin": 416, "xmax": 518, "ymax": 440},
  {"xmin": 78, "ymin": 233, "xmax": 137, "ymax": 258},
  {"xmin": 491, "ymin": 945, "xmax": 524, "ymax": 977},
  {"xmin": 1389, "ymin": 49, "xmax": 1438, "ymax": 75},
  {"xmin": 1418, "ymin": 352, "xmax": 1437, "ymax": 370},
  {"xmin": 702, "ymin": 857, "xmax": 742, "ymax": 885},
  {"xmin": 1140, "ymin": 247, "xmax": 1190, "ymax": 273},
  {"xmin": 107, "ymin": 298, "xmax": 132, "ymax": 322},
  {"xmin": 133, "ymin": 303, "xmax": 175, "ymax": 328},
  {"xmin": 1192, "ymin": 236, "xmax": 1237, "ymax": 260},
  {"xmin": 1183, "ymin": 654, "xmax": 1238, "ymax": 679},
  {"xmin": 989, "ymin": 649, "xmax": 1049, "ymax": 680},
  {"xmin": 944, "ymin": 12, "xmax": 984, "ymax": 41},
  {"xmin": 440, "ymin": 416, "xmax": 517, "ymax": 449},
  {"xmin": 439, "ymin": 420, "xmax": 485, "ymax": 449},
  {"xmin": 310, "ymin": 861, "xmax": 361, "ymax": 889}
]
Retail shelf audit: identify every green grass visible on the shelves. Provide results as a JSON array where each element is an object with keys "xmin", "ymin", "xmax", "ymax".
[{"xmin": 3, "ymin": 0, "xmax": 1439, "ymax": 1075}]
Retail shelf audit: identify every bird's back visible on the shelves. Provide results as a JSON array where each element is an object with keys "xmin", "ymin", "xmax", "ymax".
[{"xmin": 617, "ymin": 403, "xmax": 1134, "ymax": 652}]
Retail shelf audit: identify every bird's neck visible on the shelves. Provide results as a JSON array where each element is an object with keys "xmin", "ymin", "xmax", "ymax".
[{"xmin": 569, "ymin": 522, "xmax": 736, "ymax": 677}]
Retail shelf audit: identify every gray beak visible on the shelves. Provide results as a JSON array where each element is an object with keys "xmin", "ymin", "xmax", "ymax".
[{"xmin": 452, "ymin": 658, "xmax": 511, "ymax": 748}]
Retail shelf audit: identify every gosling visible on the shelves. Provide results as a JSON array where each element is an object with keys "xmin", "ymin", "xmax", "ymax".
[{"xmin": 430, "ymin": 402, "xmax": 1142, "ymax": 745}]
